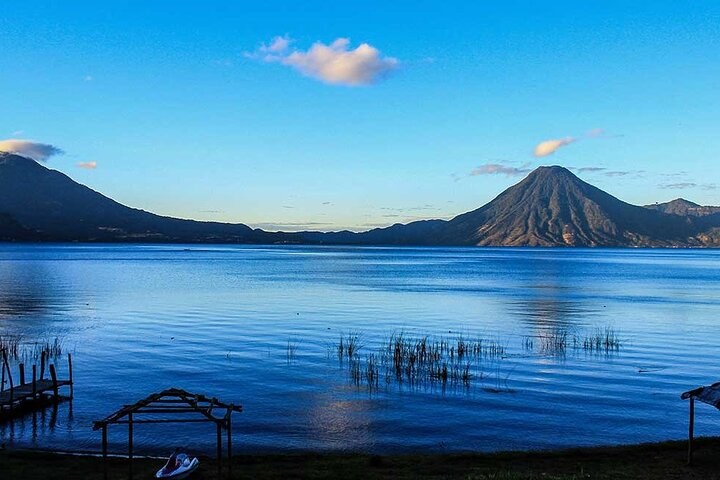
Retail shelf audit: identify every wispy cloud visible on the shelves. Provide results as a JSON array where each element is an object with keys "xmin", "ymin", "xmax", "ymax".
[
  {"xmin": 379, "ymin": 204, "xmax": 440, "ymax": 214},
  {"xmin": 660, "ymin": 182, "xmax": 717, "ymax": 191},
  {"xmin": 0, "ymin": 139, "xmax": 64, "ymax": 162},
  {"xmin": 76, "ymin": 161, "xmax": 97, "ymax": 169},
  {"xmin": 247, "ymin": 36, "xmax": 398, "ymax": 86},
  {"xmin": 260, "ymin": 35, "xmax": 291, "ymax": 55},
  {"xmin": 469, "ymin": 162, "xmax": 532, "ymax": 177},
  {"xmin": 569, "ymin": 166, "xmax": 644, "ymax": 179},
  {"xmin": 252, "ymin": 221, "xmax": 334, "ymax": 232},
  {"xmin": 533, "ymin": 137, "xmax": 576, "ymax": 157},
  {"xmin": 573, "ymin": 166, "xmax": 606, "ymax": 173},
  {"xmin": 661, "ymin": 182, "xmax": 697, "ymax": 189},
  {"xmin": 83, "ymin": 75, "xmax": 93, "ymax": 82},
  {"xmin": 533, "ymin": 128, "xmax": 621, "ymax": 157}
]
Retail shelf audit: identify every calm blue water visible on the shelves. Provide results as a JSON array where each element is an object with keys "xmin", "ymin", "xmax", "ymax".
[{"xmin": 0, "ymin": 244, "xmax": 719, "ymax": 454}]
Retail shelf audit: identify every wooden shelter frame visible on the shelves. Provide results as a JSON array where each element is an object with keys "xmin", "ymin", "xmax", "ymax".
[
  {"xmin": 681, "ymin": 381, "xmax": 720, "ymax": 465},
  {"xmin": 92, "ymin": 388, "xmax": 242, "ymax": 468}
]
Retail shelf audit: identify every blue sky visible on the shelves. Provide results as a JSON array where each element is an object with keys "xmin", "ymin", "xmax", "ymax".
[{"xmin": 1, "ymin": 1, "xmax": 719, "ymax": 231}]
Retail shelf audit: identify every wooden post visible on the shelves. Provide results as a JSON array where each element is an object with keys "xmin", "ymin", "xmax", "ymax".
[
  {"xmin": 19, "ymin": 363, "xmax": 25, "ymax": 386},
  {"xmin": 688, "ymin": 397, "xmax": 695, "ymax": 465},
  {"xmin": 102, "ymin": 425, "xmax": 108, "ymax": 458},
  {"xmin": 68, "ymin": 353, "xmax": 74, "ymax": 399},
  {"xmin": 3, "ymin": 350, "xmax": 13, "ymax": 404},
  {"xmin": 227, "ymin": 410, "xmax": 233, "ymax": 461},
  {"xmin": 1, "ymin": 352, "xmax": 5, "ymax": 392},
  {"xmin": 49, "ymin": 364, "xmax": 59, "ymax": 400},
  {"xmin": 128, "ymin": 412, "xmax": 134, "ymax": 460},
  {"xmin": 102, "ymin": 424, "xmax": 109, "ymax": 480},
  {"xmin": 216, "ymin": 420, "xmax": 223, "ymax": 466},
  {"xmin": 40, "ymin": 351, "xmax": 45, "ymax": 380},
  {"xmin": 32, "ymin": 365, "xmax": 37, "ymax": 398}
]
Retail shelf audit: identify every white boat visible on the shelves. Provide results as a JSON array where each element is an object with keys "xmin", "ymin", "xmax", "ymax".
[{"xmin": 155, "ymin": 452, "xmax": 199, "ymax": 479}]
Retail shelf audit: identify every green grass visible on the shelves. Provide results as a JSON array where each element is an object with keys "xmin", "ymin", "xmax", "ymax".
[{"xmin": 1, "ymin": 437, "xmax": 719, "ymax": 479}]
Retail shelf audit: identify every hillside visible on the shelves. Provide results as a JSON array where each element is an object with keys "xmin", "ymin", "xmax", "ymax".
[
  {"xmin": 644, "ymin": 198, "xmax": 720, "ymax": 217},
  {"xmin": 1, "ymin": 154, "xmax": 719, "ymax": 247}
]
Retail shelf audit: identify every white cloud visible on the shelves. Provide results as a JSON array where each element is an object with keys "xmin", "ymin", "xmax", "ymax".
[
  {"xmin": 77, "ymin": 161, "xmax": 97, "ymax": 169},
  {"xmin": 261, "ymin": 35, "xmax": 291, "ymax": 54},
  {"xmin": 84, "ymin": 75, "xmax": 93, "ymax": 82},
  {"xmin": 469, "ymin": 163, "xmax": 532, "ymax": 177},
  {"xmin": 0, "ymin": 139, "xmax": 64, "ymax": 162},
  {"xmin": 533, "ymin": 137, "xmax": 576, "ymax": 157},
  {"xmin": 660, "ymin": 182, "xmax": 717, "ymax": 191},
  {"xmin": 533, "ymin": 128, "xmax": 621, "ymax": 158},
  {"xmin": 248, "ymin": 36, "xmax": 398, "ymax": 86},
  {"xmin": 574, "ymin": 166, "xmax": 606, "ymax": 173}
]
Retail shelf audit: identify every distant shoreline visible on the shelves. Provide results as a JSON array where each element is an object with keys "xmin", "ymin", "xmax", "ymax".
[{"xmin": 0, "ymin": 241, "xmax": 718, "ymax": 249}]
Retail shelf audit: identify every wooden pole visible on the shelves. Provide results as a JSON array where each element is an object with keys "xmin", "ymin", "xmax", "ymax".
[
  {"xmin": 40, "ymin": 352, "xmax": 45, "ymax": 380},
  {"xmin": 128, "ymin": 412, "xmax": 134, "ymax": 460},
  {"xmin": 1, "ymin": 351, "xmax": 5, "ymax": 393},
  {"xmin": 688, "ymin": 397, "xmax": 695, "ymax": 465},
  {"xmin": 3, "ymin": 350, "xmax": 14, "ymax": 404},
  {"xmin": 227, "ymin": 410, "xmax": 233, "ymax": 462},
  {"xmin": 32, "ymin": 365, "xmax": 37, "ymax": 398},
  {"xmin": 102, "ymin": 424, "xmax": 109, "ymax": 480},
  {"xmin": 19, "ymin": 363, "xmax": 25, "ymax": 386},
  {"xmin": 49, "ymin": 364, "xmax": 59, "ymax": 400},
  {"xmin": 102, "ymin": 425, "xmax": 108, "ymax": 459},
  {"xmin": 216, "ymin": 420, "xmax": 223, "ymax": 467},
  {"xmin": 67, "ymin": 353, "xmax": 73, "ymax": 399}
]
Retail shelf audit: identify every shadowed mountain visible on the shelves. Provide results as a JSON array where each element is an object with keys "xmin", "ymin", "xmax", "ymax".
[
  {"xmin": 644, "ymin": 198, "xmax": 720, "ymax": 217},
  {"xmin": 0, "ymin": 152, "xmax": 285, "ymax": 243},
  {"xmin": 1, "ymin": 154, "xmax": 719, "ymax": 247}
]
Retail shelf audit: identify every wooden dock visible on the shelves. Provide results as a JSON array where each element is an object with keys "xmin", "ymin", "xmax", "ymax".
[{"xmin": 0, "ymin": 350, "xmax": 73, "ymax": 418}]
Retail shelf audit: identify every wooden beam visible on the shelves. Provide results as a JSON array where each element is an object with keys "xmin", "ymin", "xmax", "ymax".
[
  {"xmin": 32, "ymin": 365, "xmax": 37, "ymax": 398},
  {"xmin": 40, "ymin": 352, "xmax": 45, "ymax": 380},
  {"xmin": 19, "ymin": 363, "xmax": 25, "ymax": 386},
  {"xmin": 113, "ymin": 418, "xmax": 215, "ymax": 424},
  {"xmin": 133, "ymin": 407, "xmax": 208, "ymax": 414}
]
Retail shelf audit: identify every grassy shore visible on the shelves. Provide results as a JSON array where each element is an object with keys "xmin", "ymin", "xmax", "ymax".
[{"xmin": 1, "ymin": 437, "xmax": 718, "ymax": 479}]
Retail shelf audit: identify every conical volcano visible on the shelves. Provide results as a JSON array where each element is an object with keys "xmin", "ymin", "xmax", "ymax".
[{"xmin": 438, "ymin": 166, "xmax": 696, "ymax": 246}]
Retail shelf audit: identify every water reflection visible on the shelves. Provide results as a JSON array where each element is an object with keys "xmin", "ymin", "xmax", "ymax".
[
  {"xmin": 0, "ymin": 262, "xmax": 55, "ymax": 318},
  {"xmin": 0, "ymin": 400, "xmax": 68, "ymax": 447},
  {"xmin": 1, "ymin": 245, "xmax": 719, "ymax": 454},
  {"xmin": 509, "ymin": 283, "xmax": 592, "ymax": 327},
  {"xmin": 308, "ymin": 394, "xmax": 374, "ymax": 450}
]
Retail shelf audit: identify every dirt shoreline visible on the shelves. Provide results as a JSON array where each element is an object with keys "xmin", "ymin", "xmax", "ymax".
[{"xmin": 2, "ymin": 437, "xmax": 719, "ymax": 479}]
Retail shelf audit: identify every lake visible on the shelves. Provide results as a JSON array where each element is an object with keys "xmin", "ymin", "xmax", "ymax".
[{"xmin": 0, "ymin": 244, "xmax": 719, "ymax": 454}]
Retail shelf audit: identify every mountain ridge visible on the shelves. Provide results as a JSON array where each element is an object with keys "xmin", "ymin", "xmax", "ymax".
[
  {"xmin": 644, "ymin": 198, "xmax": 720, "ymax": 217},
  {"xmin": 1, "ymin": 153, "xmax": 719, "ymax": 247}
]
